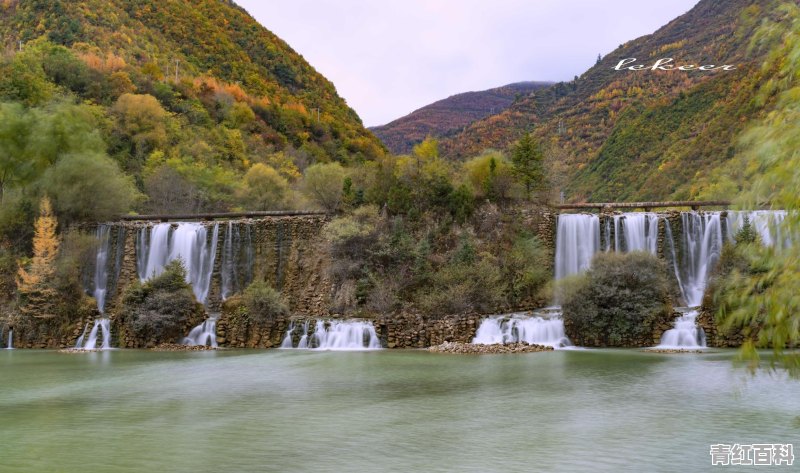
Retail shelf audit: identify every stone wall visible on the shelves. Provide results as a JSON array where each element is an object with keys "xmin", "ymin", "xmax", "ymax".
[{"xmin": 564, "ymin": 310, "xmax": 677, "ymax": 348}]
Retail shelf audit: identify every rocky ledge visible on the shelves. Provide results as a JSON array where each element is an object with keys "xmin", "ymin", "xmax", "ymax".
[
  {"xmin": 643, "ymin": 348, "xmax": 706, "ymax": 354},
  {"xmin": 150, "ymin": 343, "xmax": 218, "ymax": 352},
  {"xmin": 58, "ymin": 348, "xmax": 106, "ymax": 353},
  {"xmin": 428, "ymin": 341, "xmax": 554, "ymax": 354}
]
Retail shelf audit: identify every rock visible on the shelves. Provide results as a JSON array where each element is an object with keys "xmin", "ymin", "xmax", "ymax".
[
  {"xmin": 150, "ymin": 343, "xmax": 218, "ymax": 351},
  {"xmin": 428, "ymin": 341, "xmax": 554, "ymax": 354}
]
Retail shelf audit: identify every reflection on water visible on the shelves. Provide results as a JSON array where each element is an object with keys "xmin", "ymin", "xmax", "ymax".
[{"xmin": 0, "ymin": 349, "xmax": 797, "ymax": 472}]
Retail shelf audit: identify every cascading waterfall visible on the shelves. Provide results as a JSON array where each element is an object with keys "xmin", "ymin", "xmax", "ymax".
[
  {"xmin": 78, "ymin": 319, "xmax": 111, "ymax": 350},
  {"xmin": 675, "ymin": 212, "xmax": 725, "ymax": 307},
  {"xmin": 554, "ymin": 214, "xmax": 600, "ymax": 279},
  {"xmin": 281, "ymin": 320, "xmax": 381, "ymax": 350},
  {"xmin": 473, "ymin": 310, "xmax": 571, "ymax": 348},
  {"xmin": 93, "ymin": 225, "xmax": 112, "ymax": 313},
  {"xmin": 183, "ymin": 317, "xmax": 218, "ymax": 347},
  {"xmin": 220, "ymin": 222, "xmax": 254, "ymax": 300},
  {"xmin": 610, "ymin": 213, "xmax": 659, "ymax": 254},
  {"xmin": 6, "ymin": 328, "xmax": 12, "ymax": 349},
  {"xmin": 657, "ymin": 308, "xmax": 706, "ymax": 349},
  {"xmin": 136, "ymin": 222, "xmax": 220, "ymax": 304},
  {"xmin": 74, "ymin": 323, "xmax": 89, "ymax": 349}
]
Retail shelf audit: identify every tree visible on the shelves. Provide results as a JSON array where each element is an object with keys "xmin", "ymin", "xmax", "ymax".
[
  {"xmin": 463, "ymin": 151, "xmax": 516, "ymax": 201},
  {"xmin": 510, "ymin": 132, "xmax": 547, "ymax": 200},
  {"xmin": 16, "ymin": 196, "xmax": 59, "ymax": 319},
  {"xmin": 111, "ymin": 93, "xmax": 169, "ymax": 164},
  {"xmin": 0, "ymin": 102, "xmax": 38, "ymax": 201},
  {"xmin": 239, "ymin": 163, "xmax": 289, "ymax": 210},
  {"xmin": 301, "ymin": 162, "xmax": 346, "ymax": 212},
  {"xmin": 41, "ymin": 152, "xmax": 140, "ymax": 223}
]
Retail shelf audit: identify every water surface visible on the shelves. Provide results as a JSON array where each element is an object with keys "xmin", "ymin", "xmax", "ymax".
[{"xmin": 0, "ymin": 349, "xmax": 796, "ymax": 472}]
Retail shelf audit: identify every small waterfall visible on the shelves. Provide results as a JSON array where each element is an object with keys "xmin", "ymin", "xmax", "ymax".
[
  {"xmin": 279, "ymin": 321, "xmax": 311, "ymax": 349},
  {"xmin": 657, "ymin": 309, "xmax": 706, "ymax": 349},
  {"xmin": 663, "ymin": 219, "xmax": 689, "ymax": 305},
  {"xmin": 280, "ymin": 322, "xmax": 295, "ymax": 348},
  {"xmin": 183, "ymin": 318, "xmax": 218, "ymax": 347},
  {"xmin": 728, "ymin": 210, "xmax": 791, "ymax": 248},
  {"xmin": 93, "ymin": 225, "xmax": 112, "ymax": 313},
  {"xmin": 281, "ymin": 320, "xmax": 381, "ymax": 350},
  {"xmin": 554, "ymin": 214, "xmax": 601, "ymax": 279},
  {"xmin": 6, "ymin": 328, "xmax": 12, "ymax": 349},
  {"xmin": 297, "ymin": 321, "xmax": 310, "ymax": 349},
  {"xmin": 74, "ymin": 323, "xmax": 89, "ymax": 349},
  {"xmin": 79, "ymin": 319, "xmax": 111, "ymax": 350},
  {"xmin": 610, "ymin": 213, "xmax": 659, "ymax": 254},
  {"xmin": 473, "ymin": 311, "xmax": 571, "ymax": 348},
  {"xmin": 136, "ymin": 222, "xmax": 220, "ymax": 304}
]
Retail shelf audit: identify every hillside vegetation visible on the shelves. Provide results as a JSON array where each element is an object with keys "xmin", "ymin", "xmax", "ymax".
[
  {"xmin": 439, "ymin": 0, "xmax": 783, "ymax": 202},
  {"xmin": 371, "ymin": 81, "xmax": 551, "ymax": 154}
]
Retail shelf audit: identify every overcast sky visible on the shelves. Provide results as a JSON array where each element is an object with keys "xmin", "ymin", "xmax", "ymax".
[{"xmin": 237, "ymin": 0, "xmax": 700, "ymax": 127}]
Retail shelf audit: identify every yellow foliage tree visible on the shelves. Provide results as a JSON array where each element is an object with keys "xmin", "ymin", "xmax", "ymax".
[{"xmin": 16, "ymin": 196, "xmax": 59, "ymax": 319}]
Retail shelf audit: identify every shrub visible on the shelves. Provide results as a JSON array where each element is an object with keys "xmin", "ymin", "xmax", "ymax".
[
  {"xmin": 560, "ymin": 251, "xmax": 671, "ymax": 347},
  {"xmin": 240, "ymin": 280, "xmax": 288, "ymax": 323},
  {"xmin": 120, "ymin": 259, "xmax": 201, "ymax": 343},
  {"xmin": 416, "ymin": 254, "xmax": 504, "ymax": 316},
  {"xmin": 505, "ymin": 235, "xmax": 551, "ymax": 306}
]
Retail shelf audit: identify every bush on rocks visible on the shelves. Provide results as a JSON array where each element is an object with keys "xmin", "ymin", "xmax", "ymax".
[
  {"xmin": 240, "ymin": 280, "xmax": 288, "ymax": 323},
  {"xmin": 560, "ymin": 251, "xmax": 671, "ymax": 347},
  {"xmin": 119, "ymin": 259, "xmax": 203, "ymax": 344}
]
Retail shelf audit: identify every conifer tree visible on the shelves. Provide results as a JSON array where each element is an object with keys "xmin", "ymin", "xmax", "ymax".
[
  {"xmin": 511, "ymin": 132, "xmax": 546, "ymax": 200},
  {"xmin": 16, "ymin": 196, "xmax": 59, "ymax": 318}
]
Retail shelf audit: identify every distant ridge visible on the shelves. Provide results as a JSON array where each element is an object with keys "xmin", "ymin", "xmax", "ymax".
[{"xmin": 370, "ymin": 81, "xmax": 552, "ymax": 154}]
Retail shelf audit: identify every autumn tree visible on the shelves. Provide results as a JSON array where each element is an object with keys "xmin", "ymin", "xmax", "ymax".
[
  {"xmin": 301, "ymin": 162, "xmax": 346, "ymax": 212},
  {"xmin": 239, "ymin": 163, "xmax": 289, "ymax": 210},
  {"xmin": 511, "ymin": 132, "xmax": 547, "ymax": 201},
  {"xmin": 16, "ymin": 196, "xmax": 59, "ymax": 319}
]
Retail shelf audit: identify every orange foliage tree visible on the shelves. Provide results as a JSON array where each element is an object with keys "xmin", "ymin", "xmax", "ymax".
[{"xmin": 16, "ymin": 196, "xmax": 59, "ymax": 319}]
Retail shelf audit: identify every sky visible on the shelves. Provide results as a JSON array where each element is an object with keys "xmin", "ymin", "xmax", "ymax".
[{"xmin": 238, "ymin": 0, "xmax": 701, "ymax": 127}]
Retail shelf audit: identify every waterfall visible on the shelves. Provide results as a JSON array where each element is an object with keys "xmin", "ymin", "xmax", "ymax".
[
  {"xmin": 183, "ymin": 318, "xmax": 218, "ymax": 347},
  {"xmin": 281, "ymin": 320, "xmax": 381, "ymax": 350},
  {"xmin": 675, "ymin": 212, "xmax": 725, "ymax": 307},
  {"xmin": 473, "ymin": 311, "xmax": 571, "ymax": 348},
  {"xmin": 6, "ymin": 328, "xmax": 12, "ymax": 349},
  {"xmin": 220, "ymin": 222, "xmax": 254, "ymax": 300},
  {"xmin": 663, "ymin": 219, "xmax": 689, "ymax": 306},
  {"xmin": 554, "ymin": 214, "xmax": 601, "ymax": 279},
  {"xmin": 280, "ymin": 322, "xmax": 295, "ymax": 348},
  {"xmin": 136, "ymin": 222, "xmax": 220, "ymax": 304},
  {"xmin": 78, "ymin": 319, "xmax": 111, "ymax": 350},
  {"xmin": 657, "ymin": 309, "xmax": 706, "ymax": 349},
  {"xmin": 74, "ymin": 323, "xmax": 89, "ymax": 349},
  {"xmin": 610, "ymin": 213, "xmax": 659, "ymax": 254},
  {"xmin": 93, "ymin": 225, "xmax": 112, "ymax": 313},
  {"xmin": 728, "ymin": 210, "xmax": 791, "ymax": 249}
]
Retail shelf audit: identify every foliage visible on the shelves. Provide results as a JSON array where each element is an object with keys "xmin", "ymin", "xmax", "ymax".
[
  {"xmin": 505, "ymin": 235, "xmax": 551, "ymax": 306},
  {"xmin": 463, "ymin": 150, "xmax": 516, "ymax": 201},
  {"xmin": 560, "ymin": 252, "xmax": 671, "ymax": 346},
  {"xmin": 40, "ymin": 152, "xmax": 140, "ymax": 223},
  {"xmin": 302, "ymin": 162, "xmax": 346, "ymax": 212},
  {"xmin": 713, "ymin": 1, "xmax": 800, "ymax": 376},
  {"xmin": 238, "ymin": 163, "xmax": 289, "ymax": 210},
  {"xmin": 510, "ymin": 133, "xmax": 546, "ymax": 200},
  {"xmin": 415, "ymin": 252, "xmax": 504, "ymax": 316},
  {"xmin": 240, "ymin": 280, "xmax": 288, "ymax": 324},
  {"xmin": 120, "ymin": 259, "xmax": 200, "ymax": 342},
  {"xmin": 16, "ymin": 197, "xmax": 59, "ymax": 319}
]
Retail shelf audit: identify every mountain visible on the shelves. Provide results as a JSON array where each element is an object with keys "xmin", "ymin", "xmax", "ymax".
[
  {"xmin": 439, "ymin": 0, "xmax": 781, "ymax": 202},
  {"xmin": 0, "ymin": 0, "xmax": 384, "ymax": 170},
  {"xmin": 370, "ymin": 81, "xmax": 551, "ymax": 154}
]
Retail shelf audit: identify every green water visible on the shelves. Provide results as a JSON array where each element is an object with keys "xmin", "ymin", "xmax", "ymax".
[{"xmin": 0, "ymin": 349, "xmax": 797, "ymax": 472}]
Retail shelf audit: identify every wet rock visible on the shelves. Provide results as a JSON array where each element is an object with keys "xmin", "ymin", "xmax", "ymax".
[{"xmin": 428, "ymin": 341, "xmax": 554, "ymax": 354}]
